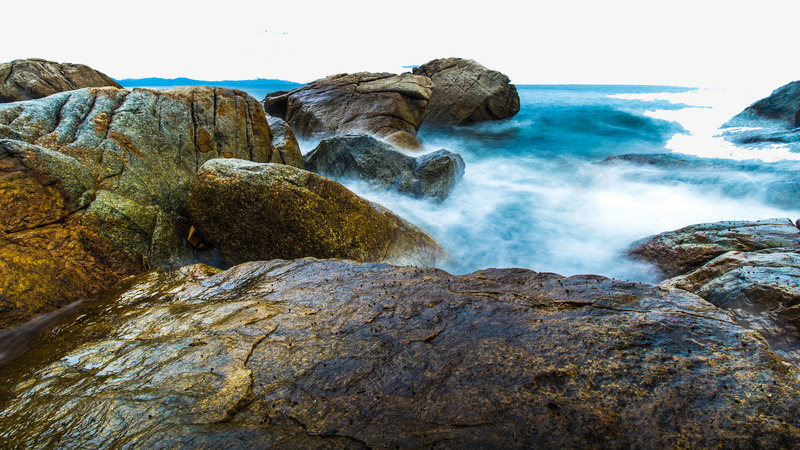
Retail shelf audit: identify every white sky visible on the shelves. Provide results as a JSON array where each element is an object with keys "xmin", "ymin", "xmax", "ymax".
[{"xmin": 1, "ymin": 0, "xmax": 797, "ymax": 91}]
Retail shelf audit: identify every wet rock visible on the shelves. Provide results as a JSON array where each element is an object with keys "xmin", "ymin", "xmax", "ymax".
[
  {"xmin": 721, "ymin": 80, "xmax": 800, "ymax": 146},
  {"xmin": 412, "ymin": 57, "xmax": 520, "ymax": 126},
  {"xmin": 626, "ymin": 218, "xmax": 800, "ymax": 278},
  {"xmin": 0, "ymin": 86, "xmax": 302, "ymax": 329},
  {"xmin": 0, "ymin": 58, "xmax": 122, "ymax": 103},
  {"xmin": 266, "ymin": 115, "xmax": 304, "ymax": 168},
  {"xmin": 263, "ymin": 72, "xmax": 433, "ymax": 150},
  {"xmin": 186, "ymin": 159, "xmax": 445, "ymax": 266},
  {"xmin": 1, "ymin": 259, "xmax": 800, "ymax": 447},
  {"xmin": 662, "ymin": 248, "xmax": 800, "ymax": 363},
  {"xmin": 304, "ymin": 134, "xmax": 465, "ymax": 201}
]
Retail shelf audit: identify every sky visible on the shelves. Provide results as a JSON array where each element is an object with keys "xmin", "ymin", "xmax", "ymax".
[{"xmin": 1, "ymin": 0, "xmax": 797, "ymax": 91}]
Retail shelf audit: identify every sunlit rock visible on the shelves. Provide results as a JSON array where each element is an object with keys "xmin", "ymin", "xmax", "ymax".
[
  {"xmin": 0, "ymin": 58, "xmax": 121, "ymax": 103},
  {"xmin": 1, "ymin": 259, "xmax": 799, "ymax": 447}
]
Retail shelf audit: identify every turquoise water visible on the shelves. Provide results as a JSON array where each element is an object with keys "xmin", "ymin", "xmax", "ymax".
[{"xmin": 324, "ymin": 85, "xmax": 800, "ymax": 282}]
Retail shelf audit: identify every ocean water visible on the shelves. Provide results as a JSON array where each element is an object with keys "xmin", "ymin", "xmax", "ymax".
[{"xmin": 294, "ymin": 85, "xmax": 800, "ymax": 283}]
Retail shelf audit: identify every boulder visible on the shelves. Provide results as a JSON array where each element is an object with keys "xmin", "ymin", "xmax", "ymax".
[
  {"xmin": 186, "ymin": 158, "xmax": 445, "ymax": 266},
  {"xmin": 304, "ymin": 134, "xmax": 465, "ymax": 201},
  {"xmin": 0, "ymin": 58, "xmax": 122, "ymax": 103},
  {"xmin": 412, "ymin": 57, "xmax": 520, "ymax": 126},
  {"xmin": 724, "ymin": 81, "xmax": 800, "ymax": 129},
  {"xmin": 626, "ymin": 218, "xmax": 800, "ymax": 279},
  {"xmin": 661, "ymin": 248, "xmax": 800, "ymax": 363},
  {"xmin": 2, "ymin": 259, "xmax": 800, "ymax": 447},
  {"xmin": 263, "ymin": 72, "xmax": 433, "ymax": 150},
  {"xmin": 0, "ymin": 86, "xmax": 302, "ymax": 329},
  {"xmin": 721, "ymin": 81, "xmax": 800, "ymax": 146},
  {"xmin": 266, "ymin": 115, "xmax": 303, "ymax": 168}
]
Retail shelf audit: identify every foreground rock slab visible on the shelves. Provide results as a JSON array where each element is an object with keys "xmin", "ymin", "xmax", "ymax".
[
  {"xmin": 1, "ymin": 259, "xmax": 799, "ymax": 447},
  {"xmin": 662, "ymin": 248, "xmax": 800, "ymax": 362},
  {"xmin": 304, "ymin": 134, "xmax": 465, "ymax": 201},
  {"xmin": 0, "ymin": 86, "xmax": 302, "ymax": 329},
  {"xmin": 187, "ymin": 159, "xmax": 445, "ymax": 266},
  {"xmin": 0, "ymin": 58, "xmax": 122, "ymax": 103},
  {"xmin": 413, "ymin": 57, "xmax": 520, "ymax": 126},
  {"xmin": 627, "ymin": 218, "xmax": 800, "ymax": 278},
  {"xmin": 263, "ymin": 72, "xmax": 433, "ymax": 149}
]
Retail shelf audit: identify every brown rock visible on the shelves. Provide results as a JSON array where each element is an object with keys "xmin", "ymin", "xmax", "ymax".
[
  {"xmin": 1, "ymin": 259, "xmax": 799, "ymax": 447},
  {"xmin": 413, "ymin": 57, "xmax": 520, "ymax": 125},
  {"xmin": 626, "ymin": 218, "xmax": 800, "ymax": 278},
  {"xmin": 186, "ymin": 158, "xmax": 446, "ymax": 267},
  {"xmin": 263, "ymin": 72, "xmax": 433, "ymax": 149},
  {"xmin": 0, "ymin": 86, "xmax": 301, "ymax": 329},
  {"xmin": 0, "ymin": 58, "xmax": 122, "ymax": 103}
]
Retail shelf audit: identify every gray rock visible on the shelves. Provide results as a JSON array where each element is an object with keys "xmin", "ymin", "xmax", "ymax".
[
  {"xmin": 413, "ymin": 57, "xmax": 520, "ymax": 126},
  {"xmin": 662, "ymin": 248, "xmax": 800, "ymax": 363},
  {"xmin": 304, "ymin": 134, "xmax": 465, "ymax": 201},
  {"xmin": 1, "ymin": 259, "xmax": 799, "ymax": 447},
  {"xmin": 721, "ymin": 80, "xmax": 800, "ymax": 146},
  {"xmin": 0, "ymin": 58, "xmax": 122, "ymax": 103},
  {"xmin": 626, "ymin": 218, "xmax": 800, "ymax": 278},
  {"xmin": 186, "ymin": 158, "xmax": 446, "ymax": 267},
  {"xmin": 263, "ymin": 72, "xmax": 433, "ymax": 149},
  {"xmin": 0, "ymin": 86, "xmax": 302, "ymax": 329}
]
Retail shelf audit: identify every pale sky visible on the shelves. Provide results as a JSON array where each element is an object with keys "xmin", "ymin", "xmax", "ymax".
[{"xmin": 1, "ymin": 0, "xmax": 797, "ymax": 90}]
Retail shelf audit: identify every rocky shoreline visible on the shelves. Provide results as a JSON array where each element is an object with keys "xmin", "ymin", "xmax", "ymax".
[{"xmin": 2, "ymin": 57, "xmax": 800, "ymax": 447}]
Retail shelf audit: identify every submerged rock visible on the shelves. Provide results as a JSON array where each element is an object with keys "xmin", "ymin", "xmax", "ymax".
[
  {"xmin": 304, "ymin": 134, "xmax": 465, "ymax": 201},
  {"xmin": 0, "ymin": 86, "xmax": 302, "ymax": 329},
  {"xmin": 413, "ymin": 57, "xmax": 520, "ymax": 126},
  {"xmin": 263, "ymin": 72, "xmax": 433, "ymax": 149},
  {"xmin": 662, "ymin": 248, "xmax": 800, "ymax": 363},
  {"xmin": 626, "ymin": 218, "xmax": 800, "ymax": 279},
  {"xmin": 1, "ymin": 259, "xmax": 800, "ymax": 447},
  {"xmin": 0, "ymin": 58, "xmax": 122, "ymax": 103},
  {"xmin": 186, "ymin": 158, "xmax": 445, "ymax": 266}
]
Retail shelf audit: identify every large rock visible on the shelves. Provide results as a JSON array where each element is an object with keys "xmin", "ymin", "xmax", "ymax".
[
  {"xmin": 304, "ymin": 134, "xmax": 465, "ymax": 201},
  {"xmin": 661, "ymin": 248, "xmax": 800, "ymax": 363},
  {"xmin": 263, "ymin": 72, "xmax": 433, "ymax": 149},
  {"xmin": 412, "ymin": 57, "xmax": 520, "ymax": 126},
  {"xmin": 0, "ymin": 58, "xmax": 122, "ymax": 103},
  {"xmin": 0, "ymin": 86, "xmax": 302, "ymax": 329},
  {"xmin": 721, "ymin": 81, "xmax": 800, "ymax": 146},
  {"xmin": 186, "ymin": 158, "xmax": 445, "ymax": 267},
  {"xmin": 626, "ymin": 218, "xmax": 800, "ymax": 279},
  {"xmin": 2, "ymin": 259, "xmax": 800, "ymax": 447}
]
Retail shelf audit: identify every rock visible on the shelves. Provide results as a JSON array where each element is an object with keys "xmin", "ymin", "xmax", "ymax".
[
  {"xmin": 724, "ymin": 81, "xmax": 800, "ymax": 129},
  {"xmin": 0, "ymin": 58, "xmax": 122, "ymax": 103},
  {"xmin": 263, "ymin": 72, "xmax": 433, "ymax": 149},
  {"xmin": 721, "ymin": 81, "xmax": 800, "ymax": 146},
  {"xmin": 266, "ymin": 115, "xmax": 304, "ymax": 168},
  {"xmin": 661, "ymin": 248, "xmax": 800, "ymax": 362},
  {"xmin": 0, "ymin": 86, "xmax": 302, "ymax": 329},
  {"xmin": 304, "ymin": 134, "xmax": 465, "ymax": 201},
  {"xmin": 2, "ymin": 258, "xmax": 800, "ymax": 447},
  {"xmin": 626, "ymin": 218, "xmax": 800, "ymax": 279},
  {"xmin": 412, "ymin": 57, "xmax": 520, "ymax": 126},
  {"xmin": 186, "ymin": 158, "xmax": 445, "ymax": 266}
]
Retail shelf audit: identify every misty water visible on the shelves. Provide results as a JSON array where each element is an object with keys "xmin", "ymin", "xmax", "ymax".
[{"xmin": 292, "ymin": 85, "xmax": 800, "ymax": 283}]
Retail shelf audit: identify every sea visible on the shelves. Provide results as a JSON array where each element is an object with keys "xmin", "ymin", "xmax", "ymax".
[{"xmin": 121, "ymin": 80, "xmax": 800, "ymax": 283}]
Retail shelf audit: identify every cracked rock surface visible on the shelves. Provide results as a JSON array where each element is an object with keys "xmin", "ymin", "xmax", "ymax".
[
  {"xmin": 187, "ymin": 159, "xmax": 446, "ymax": 267},
  {"xmin": 0, "ymin": 58, "xmax": 122, "ymax": 103},
  {"xmin": 263, "ymin": 72, "xmax": 433, "ymax": 149},
  {"xmin": 626, "ymin": 218, "xmax": 800, "ymax": 279},
  {"xmin": 0, "ymin": 86, "xmax": 302, "ymax": 329},
  {"xmin": 413, "ymin": 57, "xmax": 520, "ymax": 126},
  {"xmin": 1, "ymin": 258, "xmax": 800, "ymax": 447}
]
